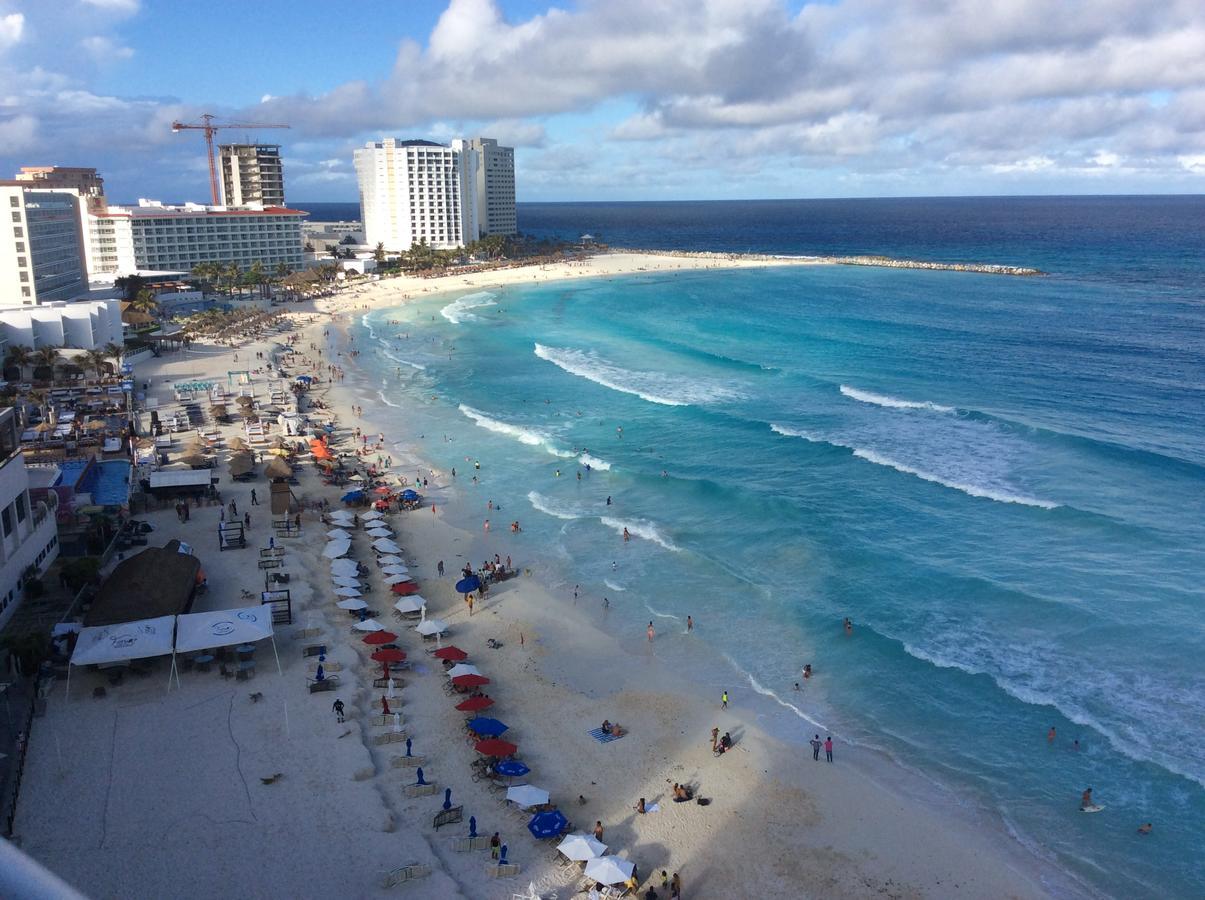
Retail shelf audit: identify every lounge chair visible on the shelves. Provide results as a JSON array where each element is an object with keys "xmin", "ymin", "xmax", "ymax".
[
  {"xmin": 390, "ymin": 755, "xmax": 425, "ymax": 768},
  {"xmin": 404, "ymin": 782, "xmax": 439, "ymax": 798},
  {"xmin": 382, "ymin": 863, "xmax": 431, "ymax": 888},
  {"xmin": 308, "ymin": 680, "xmax": 337, "ymax": 694},
  {"xmin": 371, "ymin": 714, "xmax": 405, "ymax": 727},
  {"xmin": 373, "ymin": 731, "xmax": 408, "ymax": 746},
  {"xmin": 485, "ymin": 862, "xmax": 521, "ymax": 878}
]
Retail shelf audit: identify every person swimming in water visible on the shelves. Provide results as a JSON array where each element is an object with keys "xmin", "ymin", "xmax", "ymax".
[
  {"xmin": 623, "ymin": 527, "xmax": 631, "ymax": 541},
  {"xmin": 1080, "ymin": 787, "xmax": 1094, "ymax": 810}
]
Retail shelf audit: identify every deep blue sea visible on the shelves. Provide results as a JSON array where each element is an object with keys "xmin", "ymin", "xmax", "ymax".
[{"xmin": 318, "ymin": 197, "xmax": 1205, "ymax": 899}]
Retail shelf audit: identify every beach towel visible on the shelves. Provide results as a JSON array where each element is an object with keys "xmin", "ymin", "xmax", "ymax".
[
  {"xmin": 645, "ymin": 802, "xmax": 660, "ymax": 813},
  {"xmin": 588, "ymin": 727, "xmax": 623, "ymax": 744}
]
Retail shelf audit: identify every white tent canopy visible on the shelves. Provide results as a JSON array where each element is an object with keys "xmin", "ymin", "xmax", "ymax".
[
  {"xmin": 506, "ymin": 784, "xmax": 550, "ymax": 808},
  {"xmin": 71, "ymin": 616, "xmax": 176, "ymax": 667},
  {"xmin": 373, "ymin": 539, "xmax": 402, "ymax": 553},
  {"xmin": 175, "ymin": 605, "xmax": 275, "ymax": 653},
  {"xmin": 446, "ymin": 663, "xmax": 481, "ymax": 679}
]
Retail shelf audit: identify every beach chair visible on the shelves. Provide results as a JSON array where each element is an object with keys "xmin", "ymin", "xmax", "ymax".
[
  {"xmin": 391, "ymin": 755, "xmax": 425, "ymax": 768},
  {"xmin": 404, "ymin": 782, "xmax": 439, "ymax": 798},
  {"xmin": 371, "ymin": 714, "xmax": 405, "ymax": 727},
  {"xmin": 433, "ymin": 806, "xmax": 462, "ymax": 829},
  {"xmin": 382, "ymin": 863, "xmax": 431, "ymax": 888},
  {"xmin": 373, "ymin": 731, "xmax": 408, "ymax": 746},
  {"xmin": 485, "ymin": 863, "xmax": 521, "ymax": 878},
  {"xmin": 308, "ymin": 661, "xmax": 342, "ymax": 674},
  {"xmin": 295, "ymin": 628, "xmax": 323, "ymax": 640},
  {"xmin": 308, "ymin": 679, "xmax": 337, "ymax": 694}
]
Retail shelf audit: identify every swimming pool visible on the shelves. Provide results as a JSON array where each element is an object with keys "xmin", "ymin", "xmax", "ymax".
[{"xmin": 57, "ymin": 459, "xmax": 131, "ymax": 507}]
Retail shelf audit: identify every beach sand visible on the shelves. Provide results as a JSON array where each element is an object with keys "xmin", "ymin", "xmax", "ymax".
[{"xmin": 15, "ymin": 252, "xmax": 1057, "ymax": 899}]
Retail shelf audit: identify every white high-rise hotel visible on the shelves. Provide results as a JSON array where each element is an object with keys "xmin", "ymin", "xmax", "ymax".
[{"xmin": 354, "ymin": 137, "xmax": 516, "ymax": 252}]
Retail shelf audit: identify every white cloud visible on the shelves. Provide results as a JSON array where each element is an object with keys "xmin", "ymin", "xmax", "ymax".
[
  {"xmin": 0, "ymin": 13, "xmax": 24, "ymax": 51},
  {"xmin": 80, "ymin": 0, "xmax": 140, "ymax": 13},
  {"xmin": 0, "ymin": 113, "xmax": 37, "ymax": 151},
  {"xmin": 80, "ymin": 35, "xmax": 134, "ymax": 61},
  {"xmin": 1177, "ymin": 154, "xmax": 1205, "ymax": 173}
]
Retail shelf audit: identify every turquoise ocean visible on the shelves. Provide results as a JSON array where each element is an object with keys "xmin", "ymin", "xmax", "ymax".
[{"xmin": 329, "ymin": 198, "xmax": 1204, "ymax": 899}]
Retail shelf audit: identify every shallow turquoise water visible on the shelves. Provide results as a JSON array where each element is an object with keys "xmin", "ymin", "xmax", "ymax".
[{"xmin": 350, "ymin": 261, "xmax": 1204, "ymax": 898}]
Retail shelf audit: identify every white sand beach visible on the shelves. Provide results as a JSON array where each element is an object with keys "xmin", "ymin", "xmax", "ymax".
[{"xmin": 15, "ymin": 252, "xmax": 1058, "ymax": 899}]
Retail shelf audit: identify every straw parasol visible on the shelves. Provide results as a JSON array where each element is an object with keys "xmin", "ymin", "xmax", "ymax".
[
  {"xmin": 181, "ymin": 452, "xmax": 208, "ymax": 468},
  {"xmin": 264, "ymin": 457, "xmax": 292, "ymax": 479},
  {"xmin": 229, "ymin": 454, "xmax": 254, "ymax": 477},
  {"xmin": 85, "ymin": 419, "xmax": 109, "ymax": 432},
  {"xmin": 33, "ymin": 422, "xmax": 54, "ymax": 433},
  {"xmin": 228, "ymin": 436, "xmax": 249, "ymax": 451},
  {"xmin": 236, "ymin": 395, "xmax": 255, "ymax": 407}
]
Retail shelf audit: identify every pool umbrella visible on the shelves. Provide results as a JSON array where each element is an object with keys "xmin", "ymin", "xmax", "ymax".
[
  {"xmin": 362, "ymin": 630, "xmax": 397, "ymax": 646},
  {"xmin": 528, "ymin": 810, "xmax": 568, "ymax": 840},
  {"xmin": 416, "ymin": 618, "xmax": 448, "ymax": 637},
  {"xmin": 455, "ymin": 575, "xmax": 481, "ymax": 595},
  {"xmin": 393, "ymin": 596, "xmax": 425, "ymax": 615},
  {"xmin": 381, "ymin": 565, "xmax": 409, "ymax": 575},
  {"xmin": 373, "ymin": 538, "xmax": 401, "ymax": 553},
  {"xmin": 336, "ymin": 598, "xmax": 367, "ymax": 610},
  {"xmin": 455, "ymin": 674, "xmax": 490, "ymax": 689},
  {"xmin": 392, "ymin": 581, "xmax": 420, "ymax": 596},
  {"xmin": 446, "ymin": 664, "xmax": 481, "ymax": 679},
  {"xmin": 330, "ymin": 558, "xmax": 358, "ymax": 576},
  {"xmin": 376, "ymin": 555, "xmax": 404, "ymax": 566},
  {"xmin": 326, "ymin": 528, "xmax": 352, "ymax": 539},
  {"xmin": 341, "ymin": 490, "xmax": 366, "ymax": 503},
  {"xmin": 558, "ymin": 832, "xmax": 606, "ymax": 861},
  {"xmin": 432, "ymin": 646, "xmax": 468, "ymax": 661},
  {"xmin": 584, "ymin": 856, "xmax": 634, "ymax": 886},
  {"xmin": 334, "ymin": 586, "xmax": 362, "ymax": 598},
  {"xmin": 475, "ymin": 738, "xmax": 517, "ymax": 757},
  {"xmin": 468, "ymin": 717, "xmax": 507, "ymax": 737},
  {"xmin": 456, "ymin": 696, "xmax": 494, "ymax": 712},
  {"xmin": 506, "ymin": 784, "xmax": 548, "ymax": 808},
  {"xmin": 493, "ymin": 759, "xmax": 529, "ymax": 778},
  {"xmin": 323, "ymin": 540, "xmax": 351, "ymax": 558},
  {"xmin": 353, "ymin": 618, "xmax": 384, "ymax": 632}
]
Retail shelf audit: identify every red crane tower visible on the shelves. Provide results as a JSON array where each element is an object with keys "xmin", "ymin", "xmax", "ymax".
[{"xmin": 171, "ymin": 114, "xmax": 290, "ymax": 205}]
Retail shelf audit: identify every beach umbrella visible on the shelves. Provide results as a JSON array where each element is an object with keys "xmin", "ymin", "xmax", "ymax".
[
  {"xmin": 362, "ymin": 631, "xmax": 397, "ymax": 646},
  {"xmin": 328, "ymin": 512, "xmax": 355, "ymax": 523},
  {"xmin": 228, "ymin": 436, "xmax": 249, "ymax": 450},
  {"xmin": 376, "ymin": 555, "xmax": 404, "ymax": 566},
  {"xmin": 468, "ymin": 717, "xmax": 507, "ymax": 737},
  {"xmin": 416, "ymin": 618, "xmax": 448, "ymax": 637},
  {"xmin": 266, "ymin": 447, "xmax": 290, "ymax": 457},
  {"xmin": 341, "ymin": 490, "xmax": 366, "ymax": 502},
  {"xmin": 236, "ymin": 395, "xmax": 255, "ymax": 406},
  {"xmin": 456, "ymin": 696, "xmax": 494, "ymax": 713},
  {"xmin": 584, "ymin": 856, "xmax": 634, "ymax": 886},
  {"xmin": 326, "ymin": 528, "xmax": 352, "ymax": 539},
  {"xmin": 371, "ymin": 648, "xmax": 406, "ymax": 663},
  {"xmin": 559, "ymin": 833, "xmax": 607, "ymax": 862},
  {"xmin": 446, "ymin": 664, "xmax": 481, "ymax": 679},
  {"xmin": 228, "ymin": 455, "xmax": 254, "ymax": 476},
  {"xmin": 494, "ymin": 759, "xmax": 529, "ymax": 778},
  {"xmin": 323, "ymin": 540, "xmax": 351, "ymax": 559},
  {"xmin": 456, "ymin": 674, "xmax": 491, "ymax": 689},
  {"xmin": 33, "ymin": 422, "xmax": 54, "ymax": 433},
  {"xmin": 366, "ymin": 526, "xmax": 393, "ymax": 537},
  {"xmin": 372, "ymin": 486, "xmax": 393, "ymax": 495},
  {"xmin": 528, "ymin": 810, "xmax": 568, "ymax": 840},
  {"xmin": 353, "ymin": 618, "xmax": 384, "ymax": 632},
  {"xmin": 455, "ymin": 575, "xmax": 481, "ymax": 595},
  {"xmin": 330, "ymin": 558, "xmax": 358, "ymax": 576},
  {"xmin": 362, "ymin": 509, "xmax": 385, "ymax": 520},
  {"xmin": 432, "ymin": 646, "xmax": 467, "ymax": 661},
  {"xmin": 476, "ymin": 738, "xmax": 517, "ymax": 757},
  {"xmin": 335, "ymin": 597, "xmax": 367, "ymax": 611},
  {"xmin": 86, "ymin": 419, "xmax": 109, "ymax": 432},
  {"xmin": 334, "ymin": 586, "xmax": 362, "ymax": 598},
  {"xmin": 332, "ymin": 576, "xmax": 361, "ymax": 589},
  {"xmin": 393, "ymin": 596, "xmax": 426, "ymax": 615},
  {"xmin": 264, "ymin": 457, "xmax": 292, "ymax": 479},
  {"xmin": 392, "ymin": 581, "xmax": 420, "ymax": 596},
  {"xmin": 373, "ymin": 538, "xmax": 401, "ymax": 553},
  {"xmin": 381, "ymin": 565, "xmax": 409, "ymax": 575},
  {"xmin": 505, "ymin": 784, "xmax": 548, "ymax": 808},
  {"xmin": 400, "ymin": 489, "xmax": 419, "ymax": 501},
  {"xmin": 383, "ymin": 574, "xmax": 413, "ymax": 587},
  {"xmin": 181, "ymin": 452, "xmax": 208, "ymax": 468}
]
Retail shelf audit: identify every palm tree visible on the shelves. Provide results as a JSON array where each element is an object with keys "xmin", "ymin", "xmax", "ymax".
[
  {"xmin": 272, "ymin": 262, "xmax": 291, "ymax": 299},
  {"xmin": 247, "ymin": 261, "xmax": 266, "ymax": 299},
  {"xmin": 5, "ymin": 345, "xmax": 33, "ymax": 381},
  {"xmin": 102, "ymin": 343, "xmax": 123, "ymax": 375},
  {"xmin": 81, "ymin": 349, "xmax": 110, "ymax": 380},
  {"xmin": 131, "ymin": 287, "xmax": 159, "ymax": 317},
  {"xmin": 31, "ymin": 346, "xmax": 63, "ymax": 383},
  {"xmin": 373, "ymin": 242, "xmax": 386, "ymax": 264},
  {"xmin": 224, "ymin": 263, "xmax": 241, "ymax": 299}
]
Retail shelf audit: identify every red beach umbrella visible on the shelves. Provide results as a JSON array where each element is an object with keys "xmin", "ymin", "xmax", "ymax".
[
  {"xmin": 371, "ymin": 649, "xmax": 406, "ymax": 663},
  {"xmin": 456, "ymin": 696, "xmax": 494, "ymax": 712},
  {"xmin": 474, "ymin": 738, "xmax": 517, "ymax": 757},
  {"xmin": 373, "ymin": 486, "xmax": 393, "ymax": 495},
  {"xmin": 433, "ymin": 646, "xmax": 468, "ymax": 661},
  {"xmin": 362, "ymin": 631, "xmax": 398, "ymax": 646},
  {"xmin": 452, "ymin": 674, "xmax": 490, "ymax": 688},
  {"xmin": 391, "ymin": 581, "xmax": 421, "ymax": 595}
]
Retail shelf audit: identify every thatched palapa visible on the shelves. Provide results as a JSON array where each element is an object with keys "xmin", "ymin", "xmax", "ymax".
[{"xmin": 84, "ymin": 540, "xmax": 202, "ymax": 626}]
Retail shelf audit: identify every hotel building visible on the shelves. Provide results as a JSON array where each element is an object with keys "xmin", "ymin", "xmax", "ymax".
[
  {"xmin": 463, "ymin": 138, "xmax": 517, "ymax": 237},
  {"xmin": 0, "ymin": 184, "xmax": 88, "ymax": 306},
  {"xmin": 219, "ymin": 144, "xmax": 286, "ymax": 208},
  {"xmin": 0, "ymin": 408, "xmax": 60, "ymax": 631}
]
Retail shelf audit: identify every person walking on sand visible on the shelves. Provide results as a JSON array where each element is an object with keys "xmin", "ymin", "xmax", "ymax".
[
  {"xmin": 671, "ymin": 872, "xmax": 682, "ymax": 899},
  {"xmin": 490, "ymin": 832, "xmax": 500, "ymax": 859},
  {"xmin": 250, "ymin": 488, "xmax": 258, "ymax": 506},
  {"xmin": 332, "ymin": 699, "xmax": 345, "ymax": 723},
  {"xmin": 721, "ymin": 690, "xmax": 728, "ymax": 709},
  {"xmin": 593, "ymin": 820, "xmax": 604, "ymax": 841},
  {"xmin": 244, "ymin": 512, "xmax": 251, "ymax": 530},
  {"xmin": 438, "ymin": 560, "xmax": 445, "ymax": 577},
  {"xmin": 825, "ymin": 735, "xmax": 834, "ymax": 762},
  {"xmin": 810, "ymin": 734, "xmax": 822, "ymax": 761},
  {"xmin": 647, "ymin": 621, "xmax": 655, "ymax": 642}
]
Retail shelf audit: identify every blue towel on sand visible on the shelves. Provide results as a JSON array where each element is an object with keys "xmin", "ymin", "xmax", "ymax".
[{"xmin": 588, "ymin": 727, "xmax": 623, "ymax": 743}]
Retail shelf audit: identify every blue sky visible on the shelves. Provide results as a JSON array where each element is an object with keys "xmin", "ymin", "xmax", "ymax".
[{"xmin": 1, "ymin": 0, "xmax": 1203, "ymax": 203}]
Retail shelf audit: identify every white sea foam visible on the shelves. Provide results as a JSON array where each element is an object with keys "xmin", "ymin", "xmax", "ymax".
[
  {"xmin": 526, "ymin": 491, "xmax": 582, "ymax": 521},
  {"xmin": 770, "ymin": 423, "xmax": 824, "ymax": 442},
  {"xmin": 534, "ymin": 343, "xmax": 741, "ymax": 407},
  {"xmin": 852, "ymin": 448, "xmax": 1059, "ymax": 509},
  {"xmin": 603, "ymin": 579, "xmax": 626, "ymax": 592},
  {"xmin": 600, "ymin": 516, "xmax": 681, "ymax": 552},
  {"xmin": 441, "ymin": 291, "xmax": 497, "ymax": 324},
  {"xmin": 382, "ymin": 350, "xmax": 426, "ymax": 371},
  {"xmin": 459, "ymin": 404, "xmax": 576, "ymax": 460},
  {"xmin": 376, "ymin": 390, "xmax": 401, "ymax": 408},
  {"xmin": 578, "ymin": 452, "xmax": 611, "ymax": 471},
  {"xmin": 644, "ymin": 603, "xmax": 680, "ymax": 621},
  {"xmin": 722, "ymin": 652, "xmax": 829, "ymax": 731},
  {"xmin": 840, "ymin": 384, "xmax": 954, "ymax": 413}
]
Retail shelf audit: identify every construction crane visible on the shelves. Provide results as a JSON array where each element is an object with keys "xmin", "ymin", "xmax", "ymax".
[{"xmin": 171, "ymin": 113, "xmax": 290, "ymax": 205}]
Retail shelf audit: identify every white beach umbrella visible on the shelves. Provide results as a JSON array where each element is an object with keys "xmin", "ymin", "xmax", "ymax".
[
  {"xmin": 325, "ymin": 528, "xmax": 351, "ymax": 539},
  {"xmin": 415, "ymin": 618, "xmax": 447, "ymax": 636},
  {"xmin": 336, "ymin": 598, "xmax": 368, "ymax": 610},
  {"xmin": 376, "ymin": 555, "xmax": 404, "ymax": 566},
  {"xmin": 446, "ymin": 663, "xmax": 481, "ymax": 679},
  {"xmin": 332, "ymin": 575, "xmax": 362, "ymax": 588},
  {"xmin": 327, "ymin": 516, "xmax": 355, "ymax": 527},
  {"xmin": 393, "ymin": 596, "xmax": 426, "ymax": 615},
  {"xmin": 348, "ymin": 473, "xmax": 363, "ymax": 481},
  {"xmin": 373, "ymin": 539, "xmax": 402, "ymax": 553},
  {"xmin": 557, "ymin": 833, "xmax": 607, "ymax": 862},
  {"xmin": 366, "ymin": 527, "xmax": 393, "ymax": 538},
  {"xmin": 334, "ymin": 586, "xmax": 362, "ymax": 598},
  {"xmin": 353, "ymin": 618, "xmax": 384, "ymax": 632},
  {"xmin": 505, "ymin": 784, "xmax": 550, "ymax": 808},
  {"xmin": 330, "ymin": 558, "xmax": 359, "ymax": 576},
  {"xmin": 380, "ymin": 565, "xmax": 409, "ymax": 575},
  {"xmin": 362, "ymin": 509, "xmax": 385, "ymax": 520},
  {"xmin": 382, "ymin": 573, "xmax": 412, "ymax": 586},
  {"xmin": 584, "ymin": 857, "xmax": 635, "ymax": 886},
  {"xmin": 328, "ymin": 509, "xmax": 355, "ymax": 519},
  {"xmin": 323, "ymin": 540, "xmax": 352, "ymax": 559}
]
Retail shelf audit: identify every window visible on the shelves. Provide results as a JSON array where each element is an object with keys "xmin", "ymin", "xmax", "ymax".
[
  {"xmin": 10, "ymin": 211, "xmax": 20, "ymax": 222},
  {"xmin": 2, "ymin": 506, "xmax": 11, "ymax": 537},
  {"xmin": 9, "ymin": 196, "xmax": 18, "ymax": 207},
  {"xmin": 16, "ymin": 494, "xmax": 26, "ymax": 523}
]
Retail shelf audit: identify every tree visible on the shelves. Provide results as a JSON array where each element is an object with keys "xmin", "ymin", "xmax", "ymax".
[
  {"xmin": 102, "ymin": 343, "xmax": 123, "ymax": 375},
  {"xmin": 4, "ymin": 345, "xmax": 32, "ymax": 380},
  {"xmin": 131, "ymin": 287, "xmax": 159, "ymax": 317},
  {"xmin": 224, "ymin": 263, "xmax": 241, "ymax": 299},
  {"xmin": 373, "ymin": 242, "xmax": 386, "ymax": 263},
  {"xmin": 303, "ymin": 241, "xmax": 315, "ymax": 253},
  {"xmin": 327, "ymin": 243, "xmax": 341, "ymax": 262},
  {"xmin": 81, "ymin": 349, "xmax": 110, "ymax": 380},
  {"xmin": 114, "ymin": 273, "xmax": 146, "ymax": 301},
  {"xmin": 31, "ymin": 346, "xmax": 63, "ymax": 381}
]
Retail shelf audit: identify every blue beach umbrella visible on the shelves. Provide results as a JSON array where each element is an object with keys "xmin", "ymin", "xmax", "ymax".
[
  {"xmin": 341, "ymin": 490, "xmax": 366, "ymax": 502},
  {"xmin": 295, "ymin": 375, "xmax": 312, "ymax": 383},
  {"xmin": 528, "ymin": 810, "xmax": 568, "ymax": 840},
  {"xmin": 400, "ymin": 488, "xmax": 419, "ymax": 500},
  {"xmin": 494, "ymin": 760, "xmax": 529, "ymax": 778},
  {"xmin": 455, "ymin": 575, "xmax": 481, "ymax": 594},
  {"xmin": 468, "ymin": 717, "xmax": 508, "ymax": 737}
]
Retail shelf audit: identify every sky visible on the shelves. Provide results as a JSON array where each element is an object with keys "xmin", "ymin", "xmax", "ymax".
[{"xmin": 1, "ymin": 0, "xmax": 1203, "ymax": 203}]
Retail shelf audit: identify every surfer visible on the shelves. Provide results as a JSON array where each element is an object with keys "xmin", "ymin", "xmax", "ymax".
[{"xmin": 1080, "ymin": 787, "xmax": 1094, "ymax": 810}]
